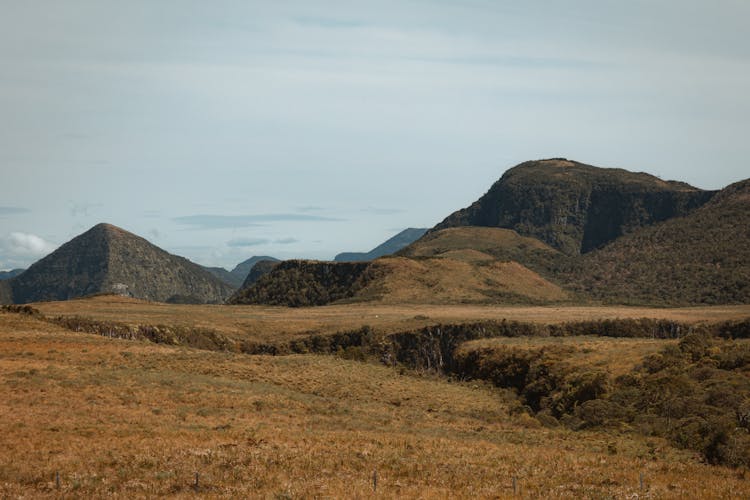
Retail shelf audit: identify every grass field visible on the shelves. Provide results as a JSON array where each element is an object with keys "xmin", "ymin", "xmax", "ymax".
[
  {"xmin": 2, "ymin": 310, "xmax": 749, "ymax": 498},
  {"xmin": 459, "ymin": 336, "xmax": 678, "ymax": 377},
  {"xmin": 33, "ymin": 295, "xmax": 750, "ymax": 345}
]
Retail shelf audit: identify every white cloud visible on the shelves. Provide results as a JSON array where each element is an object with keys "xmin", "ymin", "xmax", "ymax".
[{"xmin": 0, "ymin": 232, "xmax": 57, "ymax": 269}]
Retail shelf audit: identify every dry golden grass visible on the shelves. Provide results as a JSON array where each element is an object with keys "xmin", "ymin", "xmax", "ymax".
[
  {"xmin": 1, "ymin": 311, "xmax": 749, "ymax": 498},
  {"xmin": 400, "ymin": 226, "xmax": 557, "ymax": 257},
  {"xmin": 33, "ymin": 295, "xmax": 750, "ymax": 345},
  {"xmin": 362, "ymin": 257, "xmax": 568, "ymax": 304},
  {"xmin": 460, "ymin": 336, "xmax": 678, "ymax": 377}
]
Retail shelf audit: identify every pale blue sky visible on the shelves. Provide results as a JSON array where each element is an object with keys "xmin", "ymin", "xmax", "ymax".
[{"xmin": 1, "ymin": 1, "xmax": 749, "ymax": 269}]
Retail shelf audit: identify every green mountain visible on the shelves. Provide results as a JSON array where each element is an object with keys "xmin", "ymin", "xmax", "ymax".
[{"xmin": 3, "ymin": 223, "xmax": 234, "ymax": 304}]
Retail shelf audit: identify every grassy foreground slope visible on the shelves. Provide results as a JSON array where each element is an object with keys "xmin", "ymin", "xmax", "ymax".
[{"xmin": 2, "ymin": 311, "xmax": 749, "ymax": 498}]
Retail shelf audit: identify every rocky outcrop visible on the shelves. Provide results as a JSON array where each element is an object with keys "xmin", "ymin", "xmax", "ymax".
[{"xmin": 435, "ymin": 159, "xmax": 715, "ymax": 255}]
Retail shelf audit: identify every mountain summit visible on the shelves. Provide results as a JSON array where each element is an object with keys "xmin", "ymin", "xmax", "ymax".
[
  {"xmin": 434, "ymin": 159, "xmax": 715, "ymax": 255},
  {"xmin": 4, "ymin": 223, "xmax": 234, "ymax": 304}
]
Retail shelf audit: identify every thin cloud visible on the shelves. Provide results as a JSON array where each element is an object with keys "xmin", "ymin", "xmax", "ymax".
[
  {"xmin": 274, "ymin": 237, "xmax": 299, "ymax": 244},
  {"xmin": 0, "ymin": 206, "xmax": 30, "ymax": 216},
  {"xmin": 173, "ymin": 214, "xmax": 343, "ymax": 229},
  {"xmin": 227, "ymin": 237, "xmax": 270, "ymax": 248}
]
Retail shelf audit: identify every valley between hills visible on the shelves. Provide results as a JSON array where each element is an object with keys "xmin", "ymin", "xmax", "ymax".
[{"xmin": 1, "ymin": 159, "xmax": 749, "ymax": 497}]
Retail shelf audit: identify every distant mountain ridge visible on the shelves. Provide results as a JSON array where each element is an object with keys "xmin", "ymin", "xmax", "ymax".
[
  {"xmin": 0, "ymin": 269, "xmax": 24, "ymax": 280},
  {"xmin": 2, "ymin": 223, "xmax": 234, "ymax": 304},
  {"xmin": 201, "ymin": 256, "xmax": 280, "ymax": 288},
  {"xmin": 230, "ymin": 256, "xmax": 279, "ymax": 282},
  {"xmin": 202, "ymin": 266, "xmax": 242, "ymax": 288},
  {"xmin": 335, "ymin": 228, "xmax": 428, "ymax": 262},
  {"xmin": 435, "ymin": 158, "xmax": 715, "ymax": 255}
]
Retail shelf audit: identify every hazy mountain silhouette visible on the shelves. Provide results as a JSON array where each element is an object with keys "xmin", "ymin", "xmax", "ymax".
[
  {"xmin": 335, "ymin": 228, "xmax": 428, "ymax": 262},
  {"xmin": 0, "ymin": 269, "xmax": 24, "ymax": 280}
]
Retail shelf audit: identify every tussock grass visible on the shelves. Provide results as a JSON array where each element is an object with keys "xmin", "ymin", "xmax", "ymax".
[
  {"xmin": 1, "ymin": 311, "xmax": 749, "ymax": 497},
  {"xmin": 32, "ymin": 295, "xmax": 750, "ymax": 345},
  {"xmin": 462, "ymin": 336, "xmax": 674, "ymax": 377}
]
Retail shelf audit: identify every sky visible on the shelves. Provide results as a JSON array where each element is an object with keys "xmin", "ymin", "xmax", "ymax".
[{"xmin": 1, "ymin": 0, "xmax": 749, "ymax": 270}]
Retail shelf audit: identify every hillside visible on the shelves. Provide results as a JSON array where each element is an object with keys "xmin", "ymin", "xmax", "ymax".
[
  {"xmin": 240, "ymin": 259, "xmax": 280, "ymax": 288},
  {"xmin": 564, "ymin": 178, "xmax": 750, "ymax": 305},
  {"xmin": 335, "ymin": 228, "xmax": 428, "ymax": 262},
  {"xmin": 0, "ymin": 280, "xmax": 10, "ymax": 304},
  {"xmin": 360, "ymin": 257, "xmax": 568, "ymax": 304},
  {"xmin": 229, "ymin": 255, "xmax": 279, "ymax": 283},
  {"xmin": 229, "ymin": 260, "xmax": 373, "ymax": 306},
  {"xmin": 3, "ymin": 223, "xmax": 234, "ymax": 304},
  {"xmin": 230, "ymin": 254, "xmax": 568, "ymax": 307},
  {"xmin": 435, "ymin": 159, "xmax": 714, "ymax": 255},
  {"xmin": 201, "ymin": 266, "xmax": 242, "ymax": 288},
  {"xmin": 398, "ymin": 226, "xmax": 569, "ymax": 277}
]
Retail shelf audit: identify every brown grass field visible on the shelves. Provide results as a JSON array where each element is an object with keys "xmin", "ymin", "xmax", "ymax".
[
  {"xmin": 33, "ymin": 295, "xmax": 750, "ymax": 345},
  {"xmin": 2, "ymin": 310, "xmax": 750, "ymax": 498},
  {"xmin": 4, "ymin": 297, "xmax": 750, "ymax": 497},
  {"xmin": 459, "ymin": 336, "xmax": 679, "ymax": 377}
]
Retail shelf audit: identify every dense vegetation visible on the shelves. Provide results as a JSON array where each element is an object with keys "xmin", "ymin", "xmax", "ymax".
[
  {"xmin": 455, "ymin": 330, "xmax": 750, "ymax": 467},
  {"xmin": 228, "ymin": 260, "xmax": 376, "ymax": 306},
  {"xmin": 564, "ymin": 179, "xmax": 750, "ymax": 305}
]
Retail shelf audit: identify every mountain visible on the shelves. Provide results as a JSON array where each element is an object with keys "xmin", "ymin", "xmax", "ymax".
[
  {"xmin": 334, "ymin": 228, "xmax": 428, "ymax": 262},
  {"xmin": 229, "ymin": 256, "xmax": 279, "ymax": 284},
  {"xmin": 3, "ymin": 223, "xmax": 234, "ymax": 304},
  {"xmin": 0, "ymin": 280, "xmax": 11, "ymax": 304},
  {"xmin": 200, "ymin": 256, "xmax": 281, "ymax": 288},
  {"xmin": 564, "ymin": 178, "xmax": 750, "ymax": 305},
  {"xmin": 435, "ymin": 159, "xmax": 715, "ymax": 255},
  {"xmin": 240, "ymin": 259, "xmax": 280, "ymax": 288},
  {"xmin": 0, "ymin": 269, "xmax": 24, "ymax": 280},
  {"xmin": 201, "ymin": 266, "xmax": 243, "ymax": 288}
]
